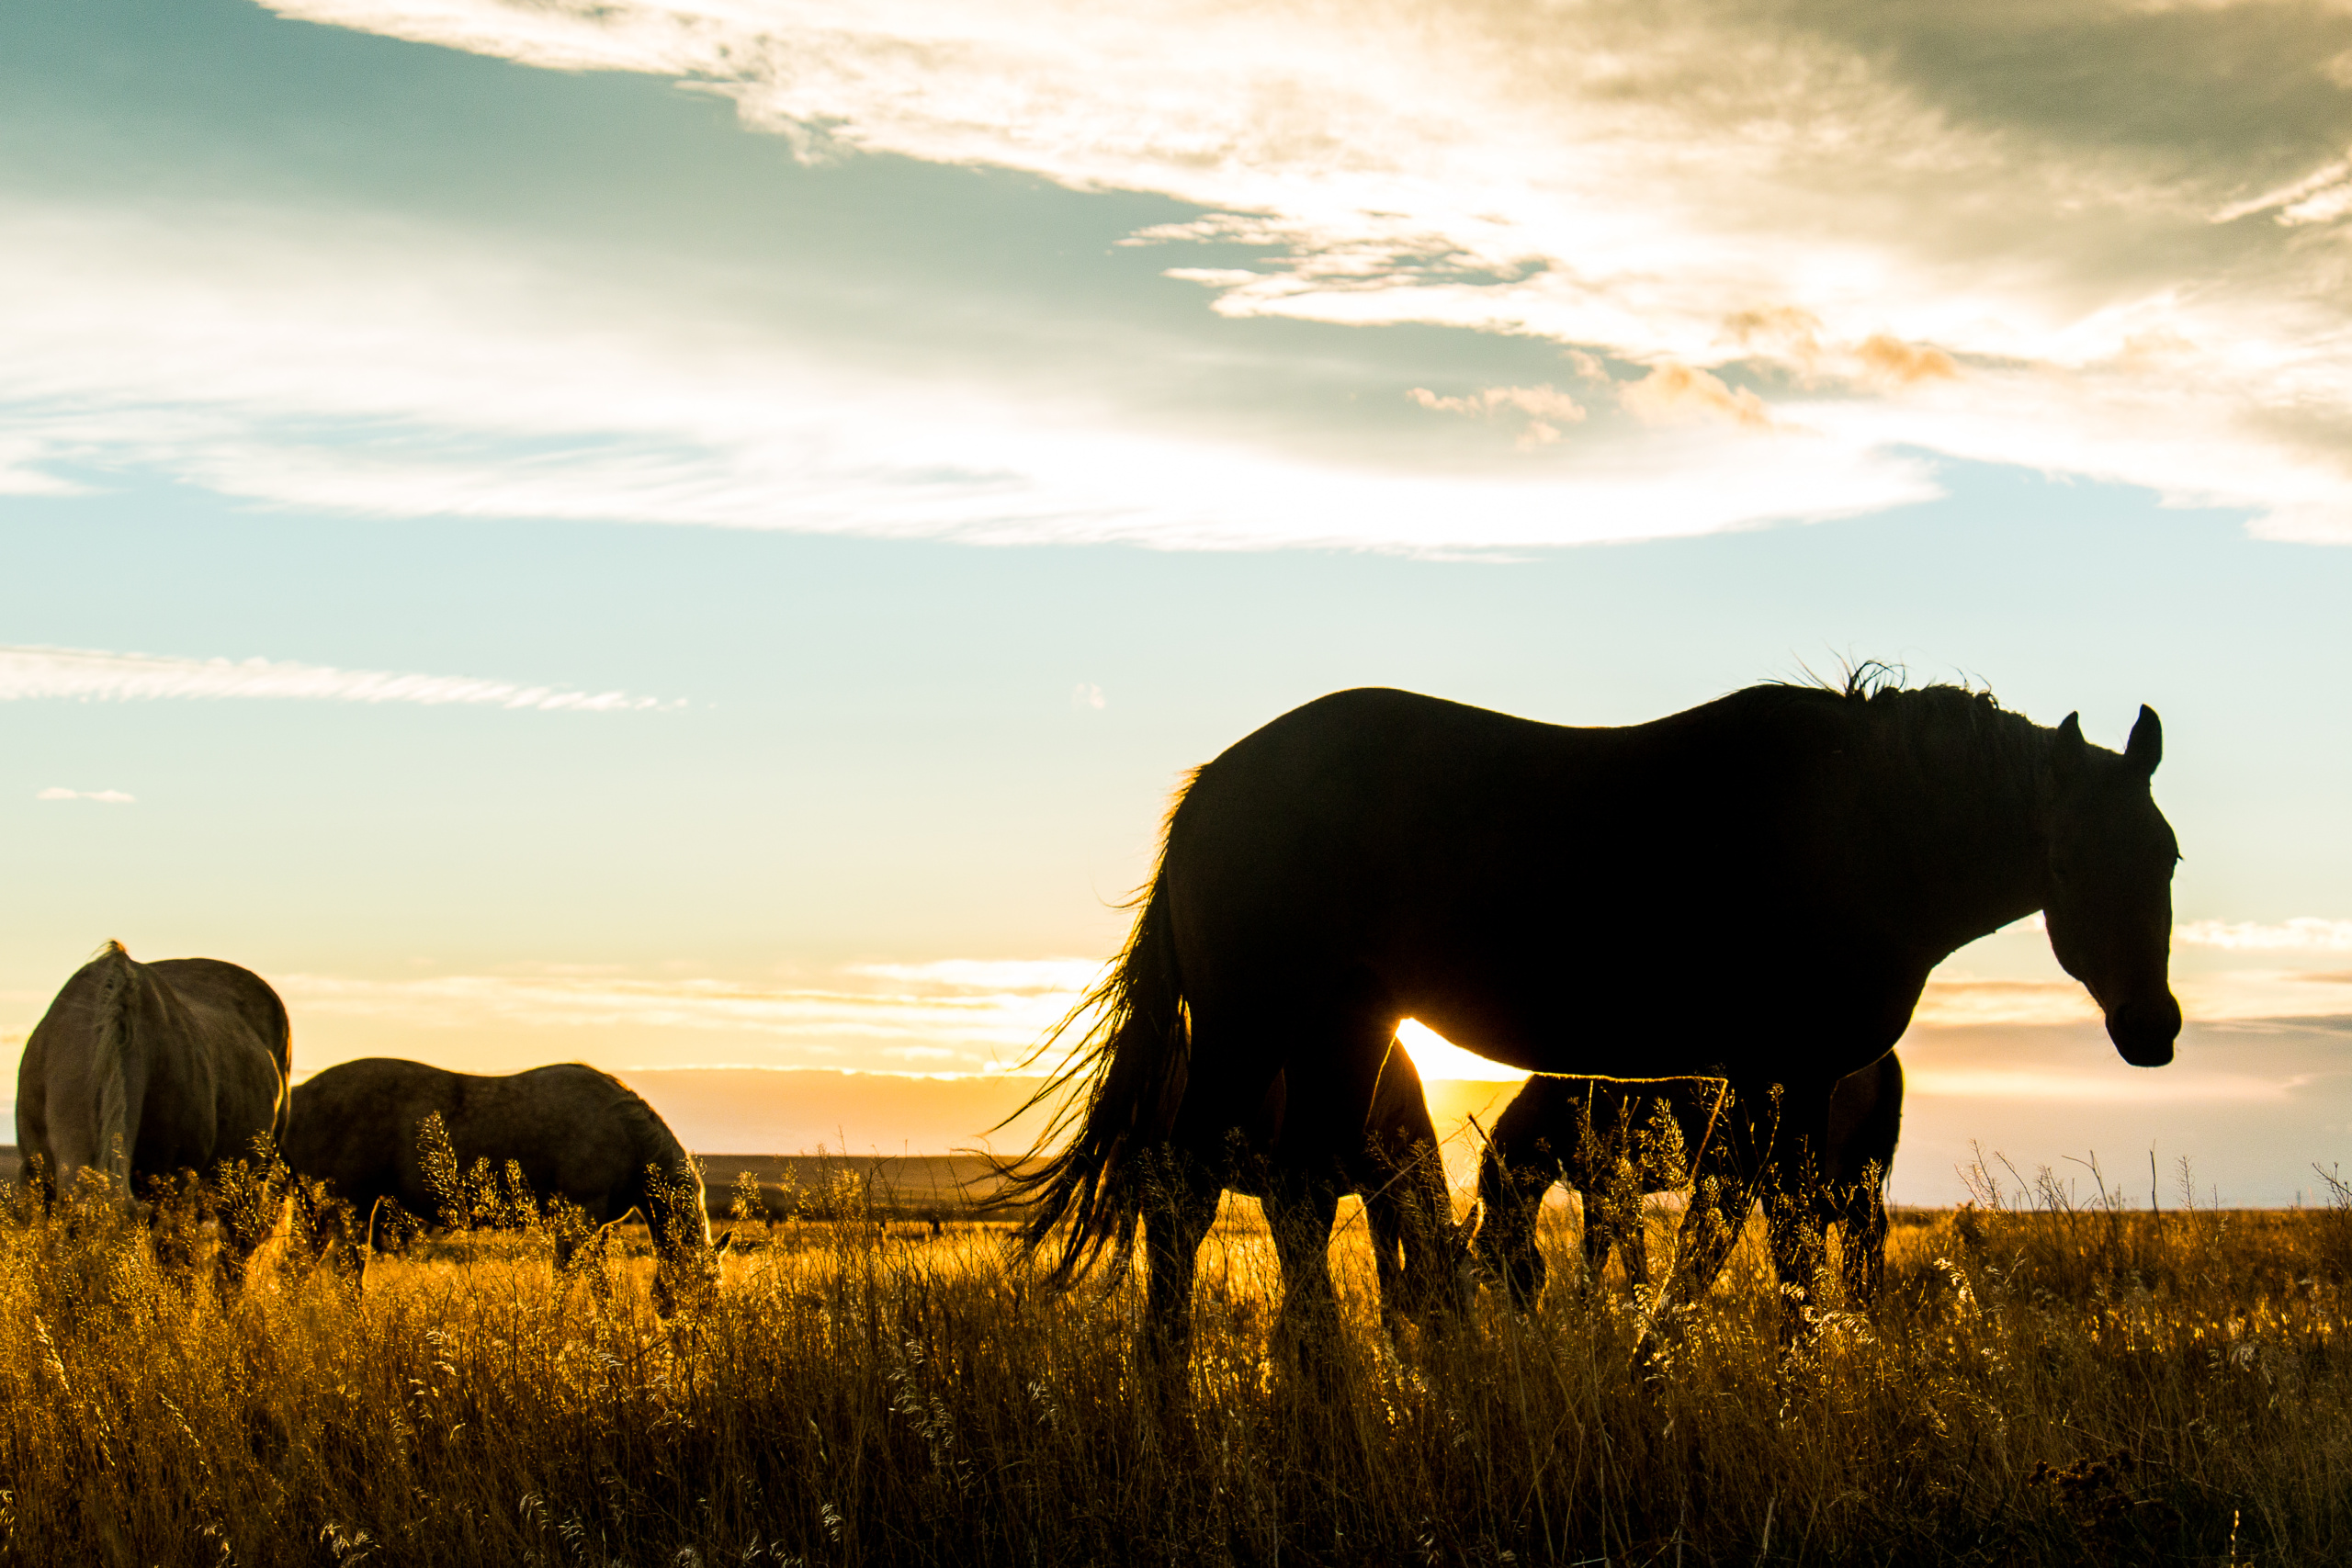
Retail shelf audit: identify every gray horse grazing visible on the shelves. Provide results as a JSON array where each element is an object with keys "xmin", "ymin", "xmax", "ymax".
[
  {"xmin": 1237, "ymin": 1045, "xmax": 1466, "ymax": 1336},
  {"xmin": 15, "ymin": 942, "xmax": 292, "ymax": 1280},
  {"xmin": 1474, "ymin": 1053, "xmax": 1905, "ymax": 1308},
  {"xmin": 284, "ymin": 1058, "xmax": 726, "ymax": 1313}
]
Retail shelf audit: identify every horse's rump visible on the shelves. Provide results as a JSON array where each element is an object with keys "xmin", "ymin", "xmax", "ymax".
[{"xmin": 15, "ymin": 942, "xmax": 289, "ymax": 1200}]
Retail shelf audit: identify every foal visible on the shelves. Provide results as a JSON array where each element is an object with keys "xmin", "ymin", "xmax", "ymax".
[{"xmin": 1474, "ymin": 1054, "xmax": 1903, "ymax": 1307}]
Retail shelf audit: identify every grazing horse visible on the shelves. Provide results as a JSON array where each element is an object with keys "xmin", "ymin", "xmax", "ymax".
[
  {"xmin": 15, "ymin": 942, "xmax": 292, "ymax": 1281},
  {"xmin": 284, "ymin": 1059, "xmax": 727, "ymax": 1314},
  {"xmin": 1002, "ymin": 679, "xmax": 2177, "ymax": 1361},
  {"xmin": 1474, "ymin": 1052, "xmax": 1905, "ymax": 1309},
  {"xmin": 1237, "ymin": 1044, "xmax": 1465, "ymax": 1336}
]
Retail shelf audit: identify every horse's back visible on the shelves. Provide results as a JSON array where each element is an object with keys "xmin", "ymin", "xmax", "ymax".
[
  {"xmin": 1165, "ymin": 686, "xmax": 1871, "ymax": 1071},
  {"xmin": 148, "ymin": 958, "xmax": 291, "ymax": 1077},
  {"xmin": 287, "ymin": 1057, "xmax": 447, "ymax": 1203},
  {"xmin": 290, "ymin": 1058, "xmax": 682, "ymax": 1222},
  {"xmin": 481, "ymin": 1064, "xmax": 682, "ymax": 1202}
]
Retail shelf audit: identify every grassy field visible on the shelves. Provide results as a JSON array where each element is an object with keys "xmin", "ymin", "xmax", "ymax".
[{"xmin": 3, "ymin": 1160, "xmax": 2349, "ymax": 1566}]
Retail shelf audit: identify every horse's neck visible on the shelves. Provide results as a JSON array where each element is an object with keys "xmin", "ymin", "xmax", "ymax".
[
  {"xmin": 1863, "ymin": 707, "xmax": 2050, "ymax": 962},
  {"xmin": 640, "ymin": 1187, "xmax": 680, "ymax": 1253},
  {"xmin": 639, "ymin": 1161, "xmax": 702, "ymax": 1253}
]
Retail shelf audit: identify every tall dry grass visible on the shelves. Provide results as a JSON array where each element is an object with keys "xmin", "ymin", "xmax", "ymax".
[{"xmin": 2, "ymin": 1156, "xmax": 2349, "ymax": 1566}]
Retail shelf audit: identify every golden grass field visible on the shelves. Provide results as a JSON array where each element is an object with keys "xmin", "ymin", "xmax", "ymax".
[{"xmin": 3, "ymin": 1160, "xmax": 2349, "ymax": 1566}]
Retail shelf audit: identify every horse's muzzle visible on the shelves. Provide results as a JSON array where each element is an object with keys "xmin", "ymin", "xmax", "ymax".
[{"xmin": 2106, "ymin": 993, "xmax": 2182, "ymax": 1067}]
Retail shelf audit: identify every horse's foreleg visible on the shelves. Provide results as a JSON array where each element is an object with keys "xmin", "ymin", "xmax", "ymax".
[
  {"xmin": 1840, "ymin": 1164, "xmax": 1890, "ymax": 1308},
  {"xmin": 1760, "ymin": 1085, "xmax": 1836, "ymax": 1340},
  {"xmin": 1762, "ymin": 1184, "xmax": 1828, "ymax": 1340},
  {"xmin": 1643, "ymin": 1162, "xmax": 1752, "ymax": 1350}
]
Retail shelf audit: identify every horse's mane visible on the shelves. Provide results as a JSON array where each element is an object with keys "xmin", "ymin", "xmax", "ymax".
[{"xmin": 1753, "ymin": 663, "xmax": 2048, "ymax": 804}]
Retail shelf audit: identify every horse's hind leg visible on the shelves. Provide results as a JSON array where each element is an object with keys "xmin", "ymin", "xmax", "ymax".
[
  {"xmin": 1576, "ymin": 1186, "xmax": 1613, "ymax": 1291},
  {"xmin": 1619, "ymin": 1196, "xmax": 1653, "ymax": 1295},
  {"xmin": 1260, "ymin": 995, "xmax": 1394, "ymax": 1351},
  {"xmin": 1140, "ymin": 1155, "xmax": 1221, "ymax": 1367}
]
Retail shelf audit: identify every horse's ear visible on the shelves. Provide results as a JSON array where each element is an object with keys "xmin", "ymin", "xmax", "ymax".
[
  {"xmin": 2125, "ymin": 705, "xmax": 2162, "ymax": 778},
  {"xmin": 2052, "ymin": 712, "xmax": 2086, "ymax": 779},
  {"xmin": 713, "ymin": 1229, "xmax": 735, "ymax": 1256}
]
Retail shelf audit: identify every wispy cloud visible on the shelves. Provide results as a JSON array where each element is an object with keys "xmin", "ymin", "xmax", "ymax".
[
  {"xmin": 0, "ymin": 645, "xmax": 674, "ymax": 712},
  {"xmin": 1904, "ymin": 1067, "xmax": 2309, "ymax": 1104},
  {"xmin": 274, "ymin": 959, "xmax": 1105, "ymax": 1075},
  {"xmin": 844, "ymin": 957, "xmax": 1104, "ymax": 996},
  {"xmin": 1408, "ymin": 384, "xmax": 1588, "ymax": 448},
  {"xmin": 1913, "ymin": 976, "xmax": 2102, "ymax": 1030},
  {"xmin": 1916, "ymin": 957, "xmax": 2352, "ymax": 1030},
  {"xmin": 0, "ymin": 193, "xmax": 1932, "ymax": 552},
  {"xmin": 243, "ymin": 0, "xmax": 2352, "ymax": 545},
  {"xmin": 2177, "ymin": 918, "xmax": 2352, "ymax": 953},
  {"xmin": 34, "ymin": 787, "xmax": 135, "ymax": 804},
  {"xmin": 1617, "ymin": 365, "xmax": 1781, "ymax": 433}
]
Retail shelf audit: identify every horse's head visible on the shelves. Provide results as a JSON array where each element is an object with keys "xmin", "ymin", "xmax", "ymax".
[
  {"xmin": 1466, "ymin": 1125, "xmax": 1557, "ymax": 1309},
  {"xmin": 2043, "ymin": 705, "xmax": 2181, "ymax": 1068},
  {"xmin": 644, "ymin": 1161, "xmax": 729, "ymax": 1317},
  {"xmin": 651, "ymin": 1226, "xmax": 730, "ymax": 1318},
  {"xmin": 1396, "ymin": 1215, "xmax": 1479, "ymax": 1332},
  {"xmin": 1467, "ymin": 1203, "xmax": 1543, "ymax": 1316}
]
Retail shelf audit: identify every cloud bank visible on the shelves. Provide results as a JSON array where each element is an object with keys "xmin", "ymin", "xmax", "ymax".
[
  {"xmin": 0, "ymin": 645, "xmax": 674, "ymax": 712},
  {"xmin": 274, "ymin": 959, "xmax": 1102, "ymax": 1076},
  {"xmin": 0, "ymin": 191, "xmax": 1928, "ymax": 552},
  {"xmin": 227, "ymin": 0, "xmax": 2352, "ymax": 546},
  {"xmin": 257, "ymin": 919, "xmax": 2352, "ymax": 1088}
]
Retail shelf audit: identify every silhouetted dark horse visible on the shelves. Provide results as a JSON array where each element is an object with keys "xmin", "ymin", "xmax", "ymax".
[
  {"xmin": 1004, "ymin": 681, "xmax": 2177, "ymax": 1359},
  {"xmin": 1473, "ymin": 1052, "xmax": 1904, "ymax": 1308},
  {"xmin": 1238, "ymin": 1044, "xmax": 1464, "ymax": 1335}
]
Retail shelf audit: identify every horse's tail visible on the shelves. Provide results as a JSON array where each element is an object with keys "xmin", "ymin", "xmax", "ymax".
[
  {"xmin": 89, "ymin": 941, "xmax": 141, "ymax": 1193},
  {"xmin": 988, "ymin": 858, "xmax": 1189, "ymax": 1291}
]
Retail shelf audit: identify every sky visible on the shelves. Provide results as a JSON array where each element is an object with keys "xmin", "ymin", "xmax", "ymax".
[{"xmin": 6, "ymin": 0, "xmax": 2352, "ymax": 1203}]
